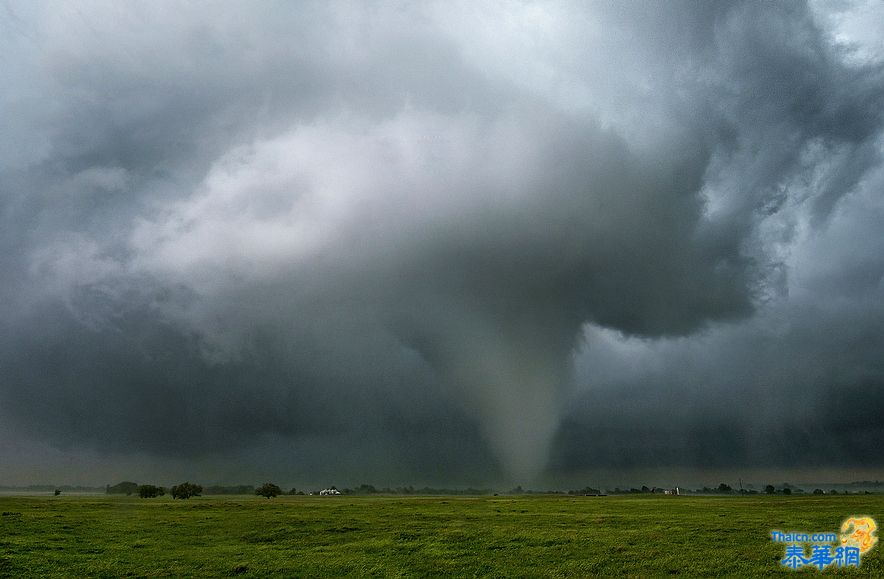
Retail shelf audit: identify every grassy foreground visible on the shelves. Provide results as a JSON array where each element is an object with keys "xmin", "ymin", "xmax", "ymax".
[{"xmin": 1, "ymin": 494, "xmax": 881, "ymax": 577}]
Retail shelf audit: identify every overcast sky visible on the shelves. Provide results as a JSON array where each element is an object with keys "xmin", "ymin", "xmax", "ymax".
[{"xmin": 1, "ymin": 1, "xmax": 883, "ymax": 489}]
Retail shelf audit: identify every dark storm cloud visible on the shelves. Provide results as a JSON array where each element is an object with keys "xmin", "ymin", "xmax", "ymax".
[
  {"xmin": 1, "ymin": 1, "xmax": 882, "ymax": 485},
  {"xmin": 555, "ymin": 300, "xmax": 884, "ymax": 472}
]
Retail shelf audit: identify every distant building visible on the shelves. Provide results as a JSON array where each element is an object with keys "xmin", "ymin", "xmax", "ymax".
[
  {"xmin": 319, "ymin": 488, "xmax": 341, "ymax": 496},
  {"xmin": 664, "ymin": 487, "xmax": 680, "ymax": 495}
]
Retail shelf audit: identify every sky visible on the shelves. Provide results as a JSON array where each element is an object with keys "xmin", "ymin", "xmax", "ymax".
[{"xmin": 1, "ymin": 1, "xmax": 883, "ymax": 489}]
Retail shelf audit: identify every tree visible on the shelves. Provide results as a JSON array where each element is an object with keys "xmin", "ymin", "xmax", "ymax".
[
  {"xmin": 255, "ymin": 483, "xmax": 282, "ymax": 499},
  {"xmin": 717, "ymin": 483, "xmax": 733, "ymax": 494},
  {"xmin": 782, "ymin": 487, "xmax": 792, "ymax": 495},
  {"xmin": 171, "ymin": 482, "xmax": 202, "ymax": 499},
  {"xmin": 813, "ymin": 488, "xmax": 824, "ymax": 495},
  {"xmin": 138, "ymin": 485, "xmax": 165, "ymax": 498},
  {"xmin": 765, "ymin": 485, "xmax": 776, "ymax": 495}
]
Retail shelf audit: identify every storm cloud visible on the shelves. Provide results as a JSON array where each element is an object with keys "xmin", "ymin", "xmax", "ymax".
[{"xmin": 1, "ymin": 1, "xmax": 883, "ymax": 486}]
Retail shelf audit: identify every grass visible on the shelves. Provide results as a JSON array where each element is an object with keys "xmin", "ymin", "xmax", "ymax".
[{"xmin": 1, "ymin": 494, "xmax": 881, "ymax": 577}]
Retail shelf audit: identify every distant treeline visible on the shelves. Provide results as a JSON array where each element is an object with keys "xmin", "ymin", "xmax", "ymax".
[
  {"xmin": 100, "ymin": 481, "xmax": 882, "ymax": 497},
  {"xmin": 339, "ymin": 484, "xmax": 494, "ymax": 496},
  {"xmin": 0, "ymin": 485, "xmax": 104, "ymax": 493},
  {"xmin": 107, "ymin": 484, "xmax": 260, "ymax": 495},
  {"xmin": 204, "ymin": 485, "xmax": 256, "ymax": 495},
  {"xmin": 605, "ymin": 483, "xmax": 878, "ymax": 495},
  {"xmin": 104, "ymin": 482, "xmax": 495, "ymax": 496}
]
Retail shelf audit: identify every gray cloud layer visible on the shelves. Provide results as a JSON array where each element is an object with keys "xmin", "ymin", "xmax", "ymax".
[{"xmin": 1, "ymin": 1, "xmax": 882, "ymax": 485}]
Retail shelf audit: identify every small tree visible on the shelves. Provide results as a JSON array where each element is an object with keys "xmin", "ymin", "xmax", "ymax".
[
  {"xmin": 765, "ymin": 485, "xmax": 776, "ymax": 495},
  {"xmin": 256, "ymin": 483, "xmax": 282, "ymax": 499},
  {"xmin": 171, "ymin": 482, "xmax": 202, "ymax": 499}
]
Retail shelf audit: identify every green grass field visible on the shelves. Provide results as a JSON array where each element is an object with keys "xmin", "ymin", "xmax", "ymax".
[{"xmin": 1, "ymin": 494, "xmax": 881, "ymax": 577}]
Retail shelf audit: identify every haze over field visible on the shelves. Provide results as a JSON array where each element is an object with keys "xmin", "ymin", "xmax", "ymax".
[{"xmin": 1, "ymin": 1, "xmax": 883, "ymax": 487}]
